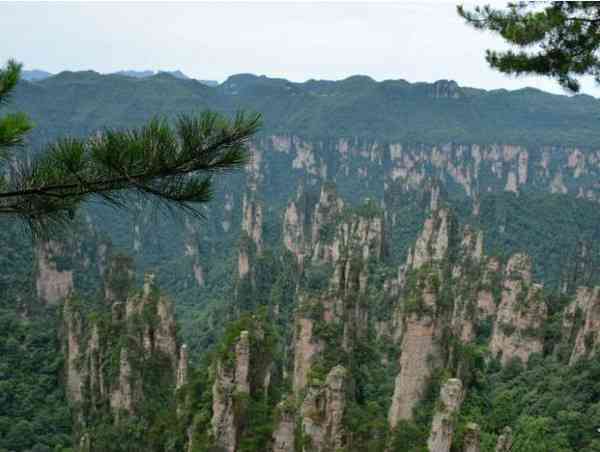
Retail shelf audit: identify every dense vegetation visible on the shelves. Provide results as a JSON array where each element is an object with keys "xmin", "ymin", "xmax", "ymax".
[{"xmin": 0, "ymin": 305, "xmax": 72, "ymax": 452}]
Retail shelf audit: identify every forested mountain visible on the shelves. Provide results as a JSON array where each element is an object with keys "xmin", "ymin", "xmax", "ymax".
[{"xmin": 2, "ymin": 72, "xmax": 600, "ymax": 452}]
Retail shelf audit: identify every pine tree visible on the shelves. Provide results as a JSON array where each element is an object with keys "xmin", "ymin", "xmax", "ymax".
[
  {"xmin": 0, "ymin": 59, "xmax": 261, "ymax": 232},
  {"xmin": 458, "ymin": 2, "xmax": 600, "ymax": 92}
]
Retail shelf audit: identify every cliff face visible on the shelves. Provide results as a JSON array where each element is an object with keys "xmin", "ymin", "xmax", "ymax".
[
  {"xmin": 489, "ymin": 254, "xmax": 547, "ymax": 365},
  {"xmin": 62, "ymin": 271, "xmax": 187, "ymax": 449},
  {"xmin": 563, "ymin": 286, "xmax": 600, "ymax": 364},
  {"xmin": 208, "ymin": 316, "xmax": 274, "ymax": 452},
  {"xmin": 212, "ymin": 330, "xmax": 252, "ymax": 452},
  {"xmin": 388, "ymin": 209, "xmax": 452, "ymax": 427},
  {"xmin": 272, "ymin": 399, "xmax": 296, "ymax": 452},
  {"xmin": 300, "ymin": 365, "xmax": 348, "ymax": 452},
  {"xmin": 427, "ymin": 378, "xmax": 464, "ymax": 452},
  {"xmin": 463, "ymin": 423, "xmax": 481, "ymax": 452},
  {"xmin": 36, "ymin": 240, "xmax": 74, "ymax": 305}
]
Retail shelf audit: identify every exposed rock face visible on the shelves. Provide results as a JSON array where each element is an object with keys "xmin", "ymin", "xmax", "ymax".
[
  {"xmin": 211, "ymin": 319, "xmax": 272, "ymax": 452},
  {"xmin": 62, "ymin": 273, "xmax": 187, "ymax": 446},
  {"xmin": 384, "ymin": 143, "xmax": 600, "ymax": 211},
  {"xmin": 311, "ymin": 183, "xmax": 345, "ymax": 264},
  {"xmin": 293, "ymin": 314, "xmax": 324, "ymax": 395},
  {"xmin": 389, "ymin": 210, "xmax": 452, "ymax": 427},
  {"xmin": 272, "ymin": 399, "xmax": 296, "ymax": 452},
  {"xmin": 563, "ymin": 286, "xmax": 600, "ymax": 364},
  {"xmin": 463, "ymin": 422, "xmax": 481, "ymax": 452},
  {"xmin": 177, "ymin": 344, "xmax": 189, "ymax": 389},
  {"xmin": 427, "ymin": 378, "xmax": 464, "ymax": 452},
  {"xmin": 36, "ymin": 240, "xmax": 74, "ymax": 304},
  {"xmin": 283, "ymin": 195, "xmax": 307, "ymax": 267},
  {"xmin": 300, "ymin": 365, "xmax": 348, "ymax": 452},
  {"xmin": 407, "ymin": 208, "xmax": 451, "ymax": 270},
  {"xmin": 490, "ymin": 254, "xmax": 547, "ymax": 365},
  {"xmin": 292, "ymin": 183, "xmax": 384, "ymax": 392},
  {"xmin": 495, "ymin": 426, "xmax": 513, "ymax": 452},
  {"xmin": 389, "ymin": 281, "xmax": 440, "ymax": 426},
  {"xmin": 184, "ymin": 219, "xmax": 205, "ymax": 288},
  {"xmin": 62, "ymin": 297, "xmax": 84, "ymax": 405},
  {"xmin": 239, "ymin": 194, "xmax": 264, "ymax": 280},
  {"xmin": 212, "ymin": 331, "xmax": 251, "ymax": 452}
]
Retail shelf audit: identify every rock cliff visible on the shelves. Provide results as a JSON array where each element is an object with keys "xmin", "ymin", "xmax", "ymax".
[
  {"xmin": 62, "ymin": 270, "xmax": 187, "ymax": 449},
  {"xmin": 427, "ymin": 378, "xmax": 464, "ymax": 452}
]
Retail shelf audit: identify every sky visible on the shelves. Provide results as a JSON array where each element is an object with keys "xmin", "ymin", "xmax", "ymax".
[{"xmin": 2, "ymin": 1, "xmax": 600, "ymax": 96}]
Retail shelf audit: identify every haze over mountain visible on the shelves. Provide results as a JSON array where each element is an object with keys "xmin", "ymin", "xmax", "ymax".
[{"xmin": 21, "ymin": 69, "xmax": 53, "ymax": 81}]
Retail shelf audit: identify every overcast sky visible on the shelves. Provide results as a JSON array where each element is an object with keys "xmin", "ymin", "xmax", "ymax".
[{"xmin": 2, "ymin": 1, "xmax": 600, "ymax": 96}]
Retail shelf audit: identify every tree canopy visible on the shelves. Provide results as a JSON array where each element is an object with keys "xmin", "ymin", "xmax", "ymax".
[
  {"xmin": 0, "ymin": 59, "xmax": 261, "ymax": 232},
  {"xmin": 458, "ymin": 2, "xmax": 600, "ymax": 92}
]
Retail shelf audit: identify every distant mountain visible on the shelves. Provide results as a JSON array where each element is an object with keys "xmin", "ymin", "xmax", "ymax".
[
  {"xmin": 113, "ymin": 69, "xmax": 218, "ymax": 86},
  {"xmin": 197, "ymin": 79, "xmax": 219, "ymax": 87},
  {"xmin": 159, "ymin": 69, "xmax": 189, "ymax": 80},
  {"xmin": 114, "ymin": 70, "xmax": 156, "ymax": 78},
  {"xmin": 13, "ymin": 71, "xmax": 600, "ymax": 146},
  {"xmin": 21, "ymin": 69, "xmax": 53, "ymax": 81}
]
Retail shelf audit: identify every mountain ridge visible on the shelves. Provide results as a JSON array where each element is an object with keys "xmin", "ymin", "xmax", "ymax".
[{"xmin": 13, "ymin": 70, "xmax": 600, "ymax": 147}]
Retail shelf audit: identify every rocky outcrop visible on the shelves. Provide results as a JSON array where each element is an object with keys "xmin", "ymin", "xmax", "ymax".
[
  {"xmin": 563, "ymin": 286, "xmax": 600, "ymax": 364},
  {"xmin": 389, "ymin": 210, "xmax": 453, "ymax": 427},
  {"xmin": 36, "ymin": 240, "xmax": 74, "ymax": 304},
  {"xmin": 406, "ymin": 208, "xmax": 452, "ymax": 270},
  {"xmin": 490, "ymin": 254, "xmax": 547, "ymax": 365},
  {"xmin": 300, "ymin": 365, "xmax": 348, "ymax": 452},
  {"xmin": 427, "ymin": 378, "xmax": 464, "ymax": 452},
  {"xmin": 495, "ymin": 426, "xmax": 513, "ymax": 452},
  {"xmin": 293, "ymin": 312, "xmax": 324, "ymax": 395},
  {"xmin": 212, "ymin": 330, "xmax": 252, "ymax": 452},
  {"xmin": 62, "ymin": 297, "xmax": 84, "ymax": 406},
  {"xmin": 272, "ymin": 399, "xmax": 296, "ymax": 452},
  {"xmin": 283, "ymin": 194, "xmax": 307, "ymax": 267},
  {"xmin": 62, "ymin": 272, "xmax": 187, "ymax": 447},
  {"xmin": 463, "ymin": 422, "xmax": 481, "ymax": 452},
  {"xmin": 311, "ymin": 183, "xmax": 345, "ymax": 265},
  {"xmin": 184, "ymin": 219, "xmax": 205, "ymax": 288},
  {"xmin": 292, "ymin": 183, "xmax": 384, "ymax": 391},
  {"xmin": 211, "ymin": 318, "xmax": 273, "ymax": 452},
  {"xmin": 239, "ymin": 194, "xmax": 264, "ymax": 280},
  {"xmin": 389, "ymin": 278, "xmax": 441, "ymax": 426},
  {"xmin": 385, "ymin": 143, "xmax": 600, "ymax": 210}
]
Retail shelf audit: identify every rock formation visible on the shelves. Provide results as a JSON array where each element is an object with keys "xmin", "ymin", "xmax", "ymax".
[
  {"xmin": 210, "ymin": 317, "xmax": 273, "ymax": 452},
  {"xmin": 563, "ymin": 286, "xmax": 600, "ymax": 364},
  {"xmin": 490, "ymin": 254, "xmax": 547, "ymax": 365},
  {"xmin": 463, "ymin": 422, "xmax": 481, "ymax": 452},
  {"xmin": 272, "ymin": 398, "xmax": 296, "ymax": 452},
  {"xmin": 300, "ymin": 365, "xmax": 348, "ymax": 452},
  {"xmin": 36, "ymin": 240, "xmax": 74, "ymax": 304},
  {"xmin": 427, "ymin": 378, "xmax": 464, "ymax": 452},
  {"xmin": 62, "ymin": 272, "xmax": 187, "ymax": 449},
  {"xmin": 495, "ymin": 426, "xmax": 513, "ymax": 452},
  {"xmin": 212, "ymin": 330, "xmax": 252, "ymax": 452}
]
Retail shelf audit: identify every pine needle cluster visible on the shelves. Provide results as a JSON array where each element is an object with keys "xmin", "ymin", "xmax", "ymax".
[
  {"xmin": 458, "ymin": 2, "xmax": 600, "ymax": 92},
  {"xmin": 0, "ymin": 60, "xmax": 261, "ymax": 233}
]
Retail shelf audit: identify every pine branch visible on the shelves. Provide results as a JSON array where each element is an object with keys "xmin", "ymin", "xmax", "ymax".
[
  {"xmin": 0, "ymin": 111, "xmax": 261, "ymax": 231},
  {"xmin": 458, "ymin": 2, "xmax": 600, "ymax": 92}
]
